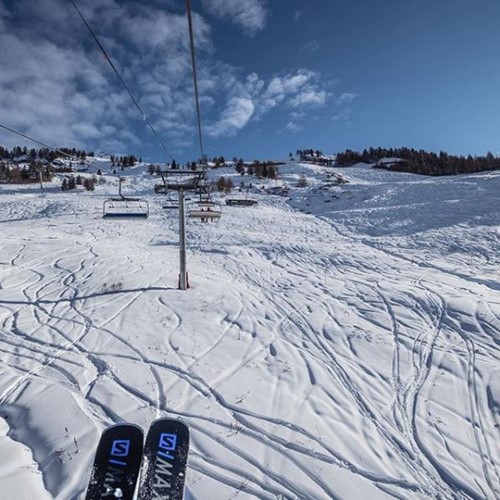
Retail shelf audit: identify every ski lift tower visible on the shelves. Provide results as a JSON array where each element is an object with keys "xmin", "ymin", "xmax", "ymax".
[{"xmin": 178, "ymin": 189, "xmax": 189, "ymax": 290}]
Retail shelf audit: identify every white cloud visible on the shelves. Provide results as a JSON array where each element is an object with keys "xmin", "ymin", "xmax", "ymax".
[
  {"xmin": 290, "ymin": 111, "xmax": 306, "ymax": 120},
  {"xmin": 245, "ymin": 72, "xmax": 265, "ymax": 95},
  {"xmin": 121, "ymin": 10, "xmax": 212, "ymax": 54},
  {"xmin": 266, "ymin": 71, "xmax": 313, "ymax": 97},
  {"xmin": 203, "ymin": 68, "xmax": 332, "ymax": 137},
  {"xmin": 256, "ymin": 70, "xmax": 329, "ymax": 115},
  {"xmin": 72, "ymin": 122, "xmax": 102, "ymax": 140},
  {"xmin": 300, "ymin": 40, "xmax": 320, "ymax": 53},
  {"xmin": 0, "ymin": 28, "xmax": 127, "ymax": 149},
  {"xmin": 294, "ymin": 11, "xmax": 302, "ymax": 22},
  {"xmin": 207, "ymin": 97, "xmax": 255, "ymax": 137},
  {"xmin": 285, "ymin": 122, "xmax": 303, "ymax": 132},
  {"xmin": 336, "ymin": 92, "xmax": 359, "ymax": 105},
  {"xmin": 289, "ymin": 89, "xmax": 327, "ymax": 108},
  {"xmin": 202, "ymin": 0, "xmax": 267, "ymax": 35},
  {"xmin": 332, "ymin": 107, "xmax": 353, "ymax": 122}
]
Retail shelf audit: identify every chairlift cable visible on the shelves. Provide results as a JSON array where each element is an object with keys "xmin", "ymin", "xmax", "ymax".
[
  {"xmin": 0, "ymin": 122, "xmax": 76, "ymax": 159},
  {"xmin": 67, "ymin": 0, "xmax": 174, "ymax": 162},
  {"xmin": 186, "ymin": 0, "xmax": 205, "ymax": 162}
]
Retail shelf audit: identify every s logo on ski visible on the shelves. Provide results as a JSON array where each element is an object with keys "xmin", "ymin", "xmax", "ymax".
[
  {"xmin": 159, "ymin": 433, "xmax": 178, "ymax": 454},
  {"xmin": 109, "ymin": 439, "xmax": 131, "ymax": 465}
]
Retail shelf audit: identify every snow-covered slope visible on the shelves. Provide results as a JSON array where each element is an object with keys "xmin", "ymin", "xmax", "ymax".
[{"xmin": 0, "ymin": 162, "xmax": 499, "ymax": 499}]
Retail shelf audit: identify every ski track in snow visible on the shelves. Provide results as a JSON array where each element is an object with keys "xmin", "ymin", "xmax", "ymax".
[{"xmin": 0, "ymin": 163, "xmax": 499, "ymax": 499}]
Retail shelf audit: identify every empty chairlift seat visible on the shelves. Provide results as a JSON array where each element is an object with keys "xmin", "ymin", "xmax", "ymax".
[
  {"xmin": 103, "ymin": 177, "xmax": 149, "ymax": 218},
  {"xmin": 103, "ymin": 197, "xmax": 149, "ymax": 218},
  {"xmin": 225, "ymin": 198, "xmax": 258, "ymax": 206}
]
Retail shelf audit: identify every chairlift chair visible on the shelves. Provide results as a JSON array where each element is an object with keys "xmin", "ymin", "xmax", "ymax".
[
  {"xmin": 187, "ymin": 199, "xmax": 222, "ymax": 221},
  {"xmin": 225, "ymin": 198, "xmax": 258, "ymax": 206},
  {"xmin": 159, "ymin": 169, "xmax": 205, "ymax": 193},
  {"xmin": 163, "ymin": 190, "xmax": 179, "ymax": 210},
  {"xmin": 103, "ymin": 177, "xmax": 149, "ymax": 218},
  {"xmin": 103, "ymin": 198, "xmax": 150, "ymax": 218}
]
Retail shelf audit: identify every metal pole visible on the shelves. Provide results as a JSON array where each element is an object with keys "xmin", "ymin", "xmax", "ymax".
[{"xmin": 178, "ymin": 189, "xmax": 188, "ymax": 290}]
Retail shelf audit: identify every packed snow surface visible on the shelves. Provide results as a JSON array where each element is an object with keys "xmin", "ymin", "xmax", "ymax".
[{"xmin": 0, "ymin": 162, "xmax": 499, "ymax": 499}]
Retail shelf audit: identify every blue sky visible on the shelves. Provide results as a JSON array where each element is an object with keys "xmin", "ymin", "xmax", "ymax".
[{"xmin": 0, "ymin": 0, "xmax": 499, "ymax": 162}]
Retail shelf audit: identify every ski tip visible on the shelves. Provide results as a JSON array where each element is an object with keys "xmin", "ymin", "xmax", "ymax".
[
  {"xmin": 103, "ymin": 422, "xmax": 144, "ymax": 433},
  {"xmin": 149, "ymin": 417, "xmax": 189, "ymax": 430}
]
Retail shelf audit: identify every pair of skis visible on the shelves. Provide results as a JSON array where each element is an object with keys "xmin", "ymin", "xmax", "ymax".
[{"xmin": 86, "ymin": 418, "xmax": 189, "ymax": 500}]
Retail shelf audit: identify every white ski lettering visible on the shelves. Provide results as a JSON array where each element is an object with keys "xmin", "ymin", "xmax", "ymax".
[
  {"xmin": 153, "ymin": 455, "xmax": 173, "ymax": 489},
  {"xmin": 101, "ymin": 466, "xmax": 125, "ymax": 497},
  {"xmin": 151, "ymin": 489, "xmax": 170, "ymax": 500}
]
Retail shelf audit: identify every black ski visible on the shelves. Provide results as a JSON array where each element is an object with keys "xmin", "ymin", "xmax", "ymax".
[
  {"xmin": 86, "ymin": 423, "xmax": 144, "ymax": 500},
  {"xmin": 138, "ymin": 418, "xmax": 190, "ymax": 500}
]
